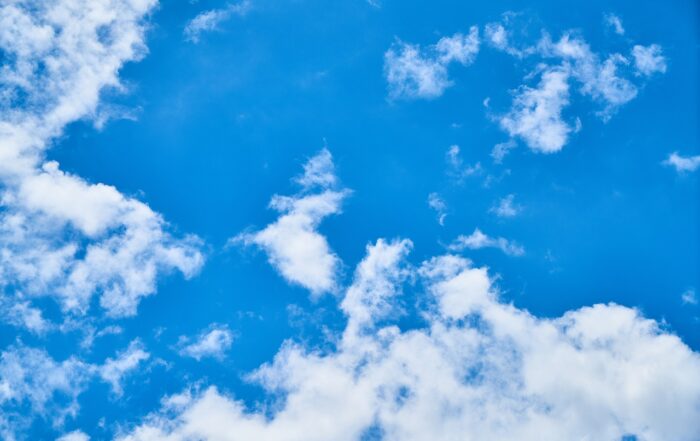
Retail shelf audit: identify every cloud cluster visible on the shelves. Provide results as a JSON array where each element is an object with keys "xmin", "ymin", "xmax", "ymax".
[
  {"xmin": 233, "ymin": 149, "xmax": 350, "ymax": 296},
  {"xmin": 0, "ymin": 0, "xmax": 204, "ymax": 327},
  {"xmin": 387, "ymin": 17, "xmax": 667, "ymax": 154},
  {"xmin": 384, "ymin": 27, "xmax": 480, "ymax": 99},
  {"xmin": 118, "ymin": 242, "xmax": 700, "ymax": 441}
]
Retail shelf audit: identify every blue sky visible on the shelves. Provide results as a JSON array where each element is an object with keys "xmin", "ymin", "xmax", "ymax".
[{"xmin": 0, "ymin": 1, "xmax": 699, "ymax": 440}]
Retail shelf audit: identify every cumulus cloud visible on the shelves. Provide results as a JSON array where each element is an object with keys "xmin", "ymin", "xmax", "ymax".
[
  {"xmin": 604, "ymin": 13, "xmax": 625, "ymax": 35},
  {"xmin": 500, "ymin": 67, "xmax": 573, "ymax": 153},
  {"xmin": 184, "ymin": 1, "xmax": 251, "ymax": 43},
  {"xmin": 178, "ymin": 325, "xmax": 234, "ymax": 361},
  {"xmin": 99, "ymin": 340, "xmax": 150, "ymax": 396},
  {"xmin": 448, "ymin": 228, "xmax": 525, "ymax": 256},
  {"xmin": 663, "ymin": 152, "xmax": 700, "ymax": 173},
  {"xmin": 427, "ymin": 193, "xmax": 447, "ymax": 226},
  {"xmin": 118, "ymin": 246, "xmax": 700, "ymax": 441},
  {"xmin": 233, "ymin": 149, "xmax": 349, "ymax": 296},
  {"xmin": 490, "ymin": 194, "xmax": 521, "ymax": 218},
  {"xmin": 632, "ymin": 44, "xmax": 667, "ymax": 76},
  {"xmin": 0, "ymin": 0, "xmax": 204, "ymax": 324},
  {"xmin": 384, "ymin": 27, "xmax": 479, "ymax": 99}
]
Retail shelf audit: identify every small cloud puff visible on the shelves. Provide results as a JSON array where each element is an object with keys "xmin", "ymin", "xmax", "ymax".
[
  {"xmin": 663, "ymin": 152, "xmax": 700, "ymax": 173},
  {"xmin": 178, "ymin": 325, "xmax": 234, "ymax": 361},
  {"xmin": 232, "ymin": 149, "xmax": 350, "ymax": 296},
  {"xmin": 384, "ymin": 27, "xmax": 480, "ymax": 99},
  {"xmin": 449, "ymin": 228, "xmax": 525, "ymax": 256}
]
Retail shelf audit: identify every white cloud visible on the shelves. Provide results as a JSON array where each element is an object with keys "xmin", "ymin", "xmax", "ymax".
[
  {"xmin": 178, "ymin": 325, "xmax": 234, "ymax": 361},
  {"xmin": 682, "ymin": 289, "xmax": 697, "ymax": 306},
  {"xmin": 56, "ymin": 430, "xmax": 90, "ymax": 441},
  {"xmin": 663, "ymin": 152, "xmax": 700, "ymax": 173},
  {"xmin": 491, "ymin": 139, "xmax": 517, "ymax": 163},
  {"xmin": 632, "ymin": 44, "xmax": 667, "ymax": 76},
  {"xmin": 384, "ymin": 27, "xmax": 479, "ymax": 99},
  {"xmin": 604, "ymin": 13, "xmax": 625, "ymax": 35},
  {"xmin": 184, "ymin": 1, "xmax": 251, "ymax": 43},
  {"xmin": 445, "ymin": 145, "xmax": 482, "ymax": 181},
  {"xmin": 0, "ymin": 344, "xmax": 92, "ymax": 437},
  {"xmin": 490, "ymin": 194, "xmax": 521, "ymax": 218},
  {"xmin": 435, "ymin": 28, "xmax": 480, "ymax": 65},
  {"xmin": 0, "ymin": 0, "xmax": 205, "ymax": 322},
  {"xmin": 538, "ymin": 33, "xmax": 639, "ymax": 120},
  {"xmin": 99, "ymin": 340, "xmax": 150, "ymax": 396},
  {"xmin": 499, "ymin": 67, "xmax": 573, "ymax": 153},
  {"xmin": 448, "ymin": 228, "xmax": 525, "ymax": 256},
  {"xmin": 427, "ymin": 193, "xmax": 447, "ymax": 226},
  {"xmin": 341, "ymin": 239, "xmax": 412, "ymax": 343},
  {"xmin": 3, "ymin": 300, "xmax": 52, "ymax": 335},
  {"xmin": 118, "ymin": 247, "xmax": 700, "ymax": 441},
  {"xmin": 233, "ymin": 149, "xmax": 349, "ymax": 296}
]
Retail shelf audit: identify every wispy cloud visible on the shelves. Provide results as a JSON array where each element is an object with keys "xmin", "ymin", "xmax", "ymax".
[
  {"xmin": 184, "ymin": 1, "xmax": 251, "ymax": 43},
  {"xmin": 682, "ymin": 289, "xmax": 698, "ymax": 305},
  {"xmin": 98, "ymin": 340, "xmax": 150, "ymax": 396},
  {"xmin": 490, "ymin": 194, "xmax": 521, "ymax": 218},
  {"xmin": 604, "ymin": 13, "xmax": 625, "ymax": 35},
  {"xmin": 427, "ymin": 193, "xmax": 448, "ymax": 226},
  {"xmin": 384, "ymin": 27, "xmax": 479, "ymax": 99},
  {"xmin": 448, "ymin": 228, "xmax": 525, "ymax": 256}
]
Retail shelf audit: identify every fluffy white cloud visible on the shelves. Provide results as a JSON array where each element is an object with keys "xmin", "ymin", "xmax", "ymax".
[
  {"xmin": 604, "ymin": 13, "xmax": 625, "ymax": 35},
  {"xmin": 663, "ymin": 152, "xmax": 700, "ymax": 173},
  {"xmin": 233, "ymin": 149, "xmax": 349, "ymax": 296},
  {"xmin": 118, "ymin": 246, "xmax": 700, "ymax": 441},
  {"xmin": 0, "ymin": 0, "xmax": 204, "ymax": 324},
  {"xmin": 340, "ymin": 239, "xmax": 412, "ymax": 343},
  {"xmin": 632, "ymin": 44, "xmax": 667, "ymax": 76},
  {"xmin": 184, "ymin": 1, "xmax": 251, "ymax": 43},
  {"xmin": 178, "ymin": 325, "xmax": 234, "ymax": 361},
  {"xmin": 384, "ymin": 27, "xmax": 479, "ymax": 99},
  {"xmin": 500, "ymin": 67, "xmax": 573, "ymax": 153},
  {"xmin": 427, "ymin": 193, "xmax": 447, "ymax": 226},
  {"xmin": 99, "ymin": 340, "xmax": 150, "ymax": 396},
  {"xmin": 490, "ymin": 194, "xmax": 521, "ymax": 218},
  {"xmin": 448, "ymin": 228, "xmax": 525, "ymax": 256}
]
